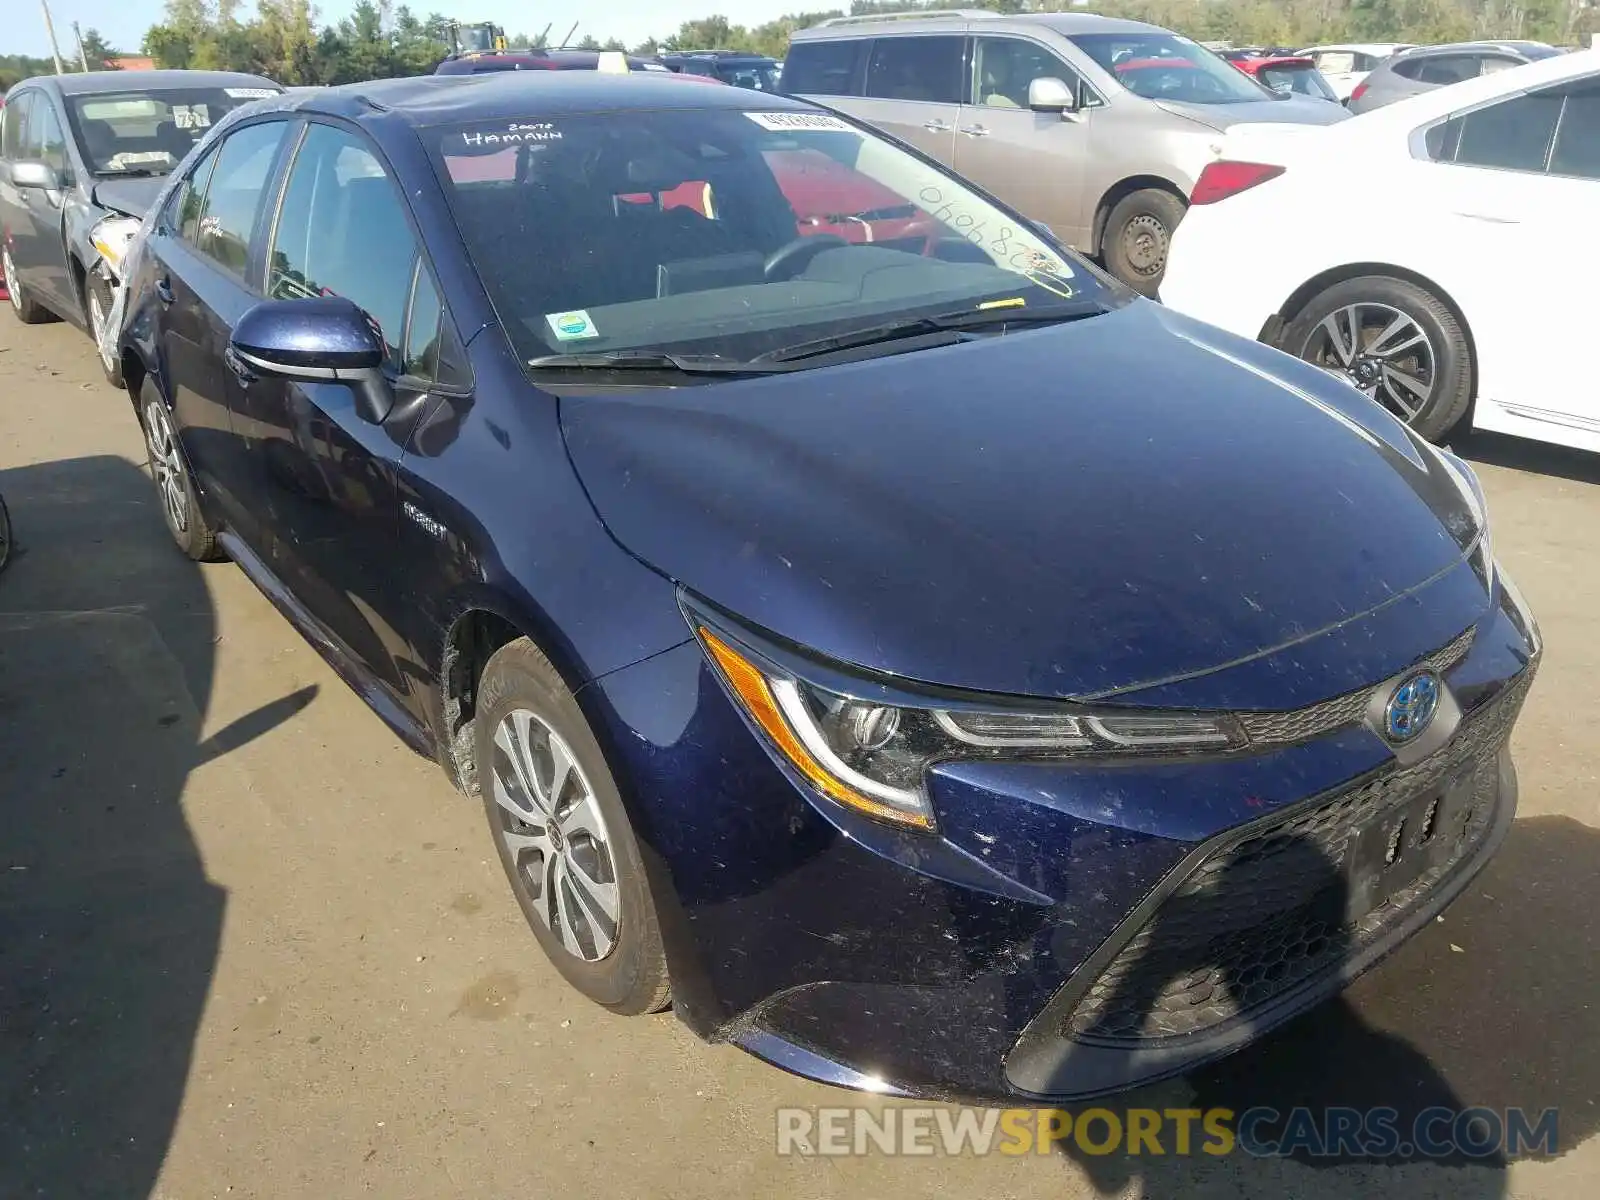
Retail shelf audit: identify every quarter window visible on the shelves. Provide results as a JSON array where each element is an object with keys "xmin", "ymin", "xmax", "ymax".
[
  {"xmin": 268, "ymin": 123, "xmax": 419, "ymax": 371},
  {"xmin": 864, "ymin": 36, "xmax": 965, "ymax": 105},
  {"xmin": 193, "ymin": 121, "xmax": 290, "ymax": 276},
  {"xmin": 403, "ymin": 263, "xmax": 444, "ymax": 381},
  {"xmin": 781, "ymin": 40, "xmax": 866, "ymax": 96}
]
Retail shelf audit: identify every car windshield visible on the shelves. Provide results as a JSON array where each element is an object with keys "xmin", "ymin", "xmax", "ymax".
[
  {"xmin": 67, "ymin": 86, "xmax": 278, "ymax": 175},
  {"xmin": 428, "ymin": 107, "xmax": 1116, "ymax": 369},
  {"xmin": 1071, "ymin": 33, "xmax": 1273, "ymax": 104},
  {"xmin": 1259, "ymin": 63, "xmax": 1337, "ymax": 101}
]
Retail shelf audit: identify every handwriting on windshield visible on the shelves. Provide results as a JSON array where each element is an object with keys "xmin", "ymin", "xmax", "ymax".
[
  {"xmin": 459, "ymin": 122, "xmax": 563, "ymax": 148},
  {"xmin": 916, "ymin": 183, "xmax": 1067, "ymax": 275}
]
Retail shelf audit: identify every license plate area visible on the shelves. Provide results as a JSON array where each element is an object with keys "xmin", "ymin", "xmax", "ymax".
[{"xmin": 1344, "ymin": 772, "xmax": 1477, "ymax": 921}]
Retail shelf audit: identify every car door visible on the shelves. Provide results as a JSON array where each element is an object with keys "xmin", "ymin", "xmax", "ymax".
[
  {"xmin": 955, "ymin": 35, "xmax": 1093, "ymax": 247},
  {"xmin": 854, "ymin": 35, "xmax": 966, "ymax": 165},
  {"xmin": 1422, "ymin": 76, "xmax": 1600, "ymax": 431},
  {"xmin": 238, "ymin": 120, "xmax": 441, "ymax": 701},
  {"xmin": 144, "ymin": 120, "xmax": 292, "ymax": 521},
  {"xmin": 0, "ymin": 92, "xmax": 36, "ymax": 289},
  {"xmin": 12, "ymin": 94, "xmax": 76, "ymax": 311}
]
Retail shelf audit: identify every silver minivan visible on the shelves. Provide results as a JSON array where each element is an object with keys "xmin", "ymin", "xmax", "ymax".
[{"xmin": 785, "ymin": 10, "xmax": 1348, "ymax": 293}]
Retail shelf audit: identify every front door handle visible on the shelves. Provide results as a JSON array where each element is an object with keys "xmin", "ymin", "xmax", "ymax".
[
  {"xmin": 154, "ymin": 277, "xmax": 175, "ymax": 306},
  {"xmin": 960, "ymin": 124, "xmax": 990, "ymax": 137},
  {"xmin": 922, "ymin": 119, "xmax": 952, "ymax": 132}
]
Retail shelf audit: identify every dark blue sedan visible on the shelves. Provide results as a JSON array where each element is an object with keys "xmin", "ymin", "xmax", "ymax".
[{"xmin": 117, "ymin": 73, "xmax": 1539, "ymax": 1103}]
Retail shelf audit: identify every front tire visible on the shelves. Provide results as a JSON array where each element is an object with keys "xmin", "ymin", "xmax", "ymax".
[
  {"xmin": 139, "ymin": 380, "xmax": 220, "ymax": 561},
  {"xmin": 1101, "ymin": 188, "xmax": 1186, "ymax": 297},
  {"xmin": 474, "ymin": 638, "xmax": 671, "ymax": 1015},
  {"xmin": 1282, "ymin": 275, "xmax": 1473, "ymax": 442},
  {"xmin": 3, "ymin": 245, "xmax": 56, "ymax": 325},
  {"xmin": 85, "ymin": 272, "xmax": 124, "ymax": 387}
]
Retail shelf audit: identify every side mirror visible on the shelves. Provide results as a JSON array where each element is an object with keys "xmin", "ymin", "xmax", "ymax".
[
  {"xmin": 10, "ymin": 160, "xmax": 62, "ymax": 190},
  {"xmin": 1028, "ymin": 76, "xmax": 1078, "ymax": 116},
  {"xmin": 230, "ymin": 296, "xmax": 394, "ymax": 425}
]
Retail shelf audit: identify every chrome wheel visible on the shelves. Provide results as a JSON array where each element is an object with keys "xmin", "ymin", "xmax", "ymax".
[
  {"xmin": 489, "ymin": 709, "xmax": 620, "ymax": 962},
  {"xmin": 1120, "ymin": 213, "xmax": 1168, "ymax": 278},
  {"xmin": 1300, "ymin": 303, "xmax": 1436, "ymax": 423},
  {"xmin": 143, "ymin": 400, "xmax": 189, "ymax": 535},
  {"xmin": 3, "ymin": 249, "xmax": 20, "ymax": 316}
]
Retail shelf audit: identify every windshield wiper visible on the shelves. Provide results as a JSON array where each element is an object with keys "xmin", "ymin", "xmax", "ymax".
[
  {"xmin": 755, "ymin": 299, "xmax": 1111, "ymax": 364},
  {"xmin": 526, "ymin": 350, "xmax": 789, "ymax": 375}
]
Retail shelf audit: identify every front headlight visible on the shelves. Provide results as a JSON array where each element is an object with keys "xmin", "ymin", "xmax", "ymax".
[
  {"xmin": 697, "ymin": 626, "xmax": 1242, "ymax": 832},
  {"xmin": 90, "ymin": 215, "xmax": 142, "ymax": 268},
  {"xmin": 1418, "ymin": 437, "xmax": 1493, "ymax": 589}
]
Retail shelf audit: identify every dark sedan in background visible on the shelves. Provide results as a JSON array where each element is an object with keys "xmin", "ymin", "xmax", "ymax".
[
  {"xmin": 117, "ymin": 72, "xmax": 1537, "ymax": 1103},
  {"xmin": 1, "ymin": 69, "xmax": 281, "ymax": 382}
]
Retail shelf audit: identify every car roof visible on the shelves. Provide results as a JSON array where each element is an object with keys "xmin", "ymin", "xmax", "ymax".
[
  {"xmin": 12, "ymin": 69, "xmax": 279, "ymax": 97},
  {"xmin": 1392, "ymin": 40, "xmax": 1549, "ymax": 58},
  {"xmin": 1299, "ymin": 43, "xmax": 1412, "ymax": 54},
  {"xmin": 291, "ymin": 70, "xmax": 817, "ymax": 126},
  {"xmin": 791, "ymin": 12, "xmax": 1162, "ymax": 39}
]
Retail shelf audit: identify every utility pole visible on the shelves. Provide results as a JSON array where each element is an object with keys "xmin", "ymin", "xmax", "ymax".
[
  {"xmin": 72, "ymin": 20, "xmax": 91, "ymax": 72},
  {"xmin": 39, "ymin": 0, "xmax": 65, "ymax": 74}
]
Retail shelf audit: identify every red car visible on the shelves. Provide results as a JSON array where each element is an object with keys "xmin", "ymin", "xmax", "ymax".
[{"xmin": 1226, "ymin": 54, "xmax": 1340, "ymax": 103}]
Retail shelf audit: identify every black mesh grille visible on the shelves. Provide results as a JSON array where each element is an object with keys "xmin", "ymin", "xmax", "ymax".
[
  {"xmin": 1236, "ymin": 627, "xmax": 1475, "ymax": 746},
  {"xmin": 1064, "ymin": 668, "xmax": 1531, "ymax": 1044}
]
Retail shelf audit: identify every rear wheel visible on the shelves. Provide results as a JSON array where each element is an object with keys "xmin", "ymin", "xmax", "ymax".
[
  {"xmin": 474, "ymin": 638, "xmax": 671, "ymax": 1015},
  {"xmin": 1282, "ymin": 275, "xmax": 1473, "ymax": 442},
  {"xmin": 3, "ymin": 245, "xmax": 56, "ymax": 325},
  {"xmin": 1101, "ymin": 188, "xmax": 1186, "ymax": 297}
]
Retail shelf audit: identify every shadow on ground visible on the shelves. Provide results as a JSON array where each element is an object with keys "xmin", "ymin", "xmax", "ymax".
[
  {"xmin": 1455, "ymin": 429, "xmax": 1600, "ymax": 487},
  {"xmin": 1057, "ymin": 813, "xmax": 1599, "ymax": 1198},
  {"xmin": 0, "ymin": 455, "xmax": 311, "ymax": 1198}
]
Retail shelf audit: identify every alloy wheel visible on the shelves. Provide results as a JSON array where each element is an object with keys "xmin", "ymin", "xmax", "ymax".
[
  {"xmin": 1300, "ymin": 302, "xmax": 1436, "ymax": 423},
  {"xmin": 489, "ymin": 709, "xmax": 621, "ymax": 962},
  {"xmin": 144, "ymin": 400, "xmax": 190, "ymax": 536}
]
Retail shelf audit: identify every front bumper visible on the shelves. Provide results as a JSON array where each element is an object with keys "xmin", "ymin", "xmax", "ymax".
[{"xmin": 581, "ymin": 573, "xmax": 1537, "ymax": 1104}]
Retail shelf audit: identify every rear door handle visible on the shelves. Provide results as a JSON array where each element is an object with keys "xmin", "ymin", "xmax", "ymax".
[
  {"xmin": 960, "ymin": 124, "xmax": 990, "ymax": 137},
  {"xmin": 922, "ymin": 119, "xmax": 952, "ymax": 132},
  {"xmin": 154, "ymin": 277, "xmax": 175, "ymax": 305}
]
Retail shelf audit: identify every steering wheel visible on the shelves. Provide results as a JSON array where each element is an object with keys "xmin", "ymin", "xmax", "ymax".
[{"xmin": 764, "ymin": 234, "xmax": 850, "ymax": 281}]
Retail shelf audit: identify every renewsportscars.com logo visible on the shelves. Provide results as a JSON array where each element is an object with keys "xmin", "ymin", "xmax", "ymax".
[{"xmin": 776, "ymin": 1105, "xmax": 1560, "ymax": 1159}]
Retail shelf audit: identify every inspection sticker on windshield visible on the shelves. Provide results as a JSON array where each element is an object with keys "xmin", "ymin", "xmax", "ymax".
[
  {"xmin": 744, "ymin": 112, "xmax": 854, "ymax": 133},
  {"xmin": 225, "ymin": 87, "xmax": 279, "ymax": 99},
  {"xmin": 546, "ymin": 310, "xmax": 599, "ymax": 341}
]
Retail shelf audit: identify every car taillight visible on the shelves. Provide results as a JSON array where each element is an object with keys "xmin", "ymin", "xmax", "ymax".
[
  {"xmin": 1190, "ymin": 161, "xmax": 1286, "ymax": 206},
  {"xmin": 1350, "ymin": 80, "xmax": 1369, "ymax": 103}
]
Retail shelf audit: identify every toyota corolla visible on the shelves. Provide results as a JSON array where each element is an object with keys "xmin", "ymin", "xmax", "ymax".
[{"xmin": 116, "ymin": 73, "xmax": 1538, "ymax": 1103}]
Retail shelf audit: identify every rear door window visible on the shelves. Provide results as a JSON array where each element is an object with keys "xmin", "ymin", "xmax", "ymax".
[
  {"xmin": 193, "ymin": 121, "xmax": 291, "ymax": 277},
  {"xmin": 1453, "ymin": 89, "xmax": 1564, "ymax": 173},
  {"xmin": 781, "ymin": 40, "xmax": 866, "ymax": 96},
  {"xmin": 1549, "ymin": 77, "xmax": 1600, "ymax": 179},
  {"xmin": 864, "ymin": 36, "xmax": 965, "ymax": 104}
]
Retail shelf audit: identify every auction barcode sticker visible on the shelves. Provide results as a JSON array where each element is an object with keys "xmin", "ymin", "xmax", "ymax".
[{"xmin": 744, "ymin": 112, "xmax": 855, "ymax": 133}]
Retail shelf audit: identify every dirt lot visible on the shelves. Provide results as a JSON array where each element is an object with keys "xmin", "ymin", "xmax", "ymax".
[{"xmin": 2, "ymin": 311, "xmax": 1598, "ymax": 1200}]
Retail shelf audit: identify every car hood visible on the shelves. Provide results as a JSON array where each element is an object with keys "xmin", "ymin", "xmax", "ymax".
[
  {"xmin": 560, "ymin": 302, "xmax": 1477, "ymax": 701},
  {"xmin": 1156, "ymin": 95, "xmax": 1350, "ymax": 131},
  {"xmin": 91, "ymin": 175, "xmax": 168, "ymax": 218}
]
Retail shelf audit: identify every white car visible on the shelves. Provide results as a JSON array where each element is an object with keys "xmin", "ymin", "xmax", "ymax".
[
  {"xmin": 1161, "ymin": 50, "xmax": 1600, "ymax": 452},
  {"xmin": 1298, "ymin": 43, "xmax": 1414, "ymax": 102}
]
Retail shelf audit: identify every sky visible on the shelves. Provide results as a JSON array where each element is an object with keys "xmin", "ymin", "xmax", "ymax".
[{"xmin": 10, "ymin": 0, "xmax": 804, "ymax": 61}]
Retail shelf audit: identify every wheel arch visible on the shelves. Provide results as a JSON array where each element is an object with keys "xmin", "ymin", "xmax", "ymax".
[{"xmin": 1092, "ymin": 174, "xmax": 1189, "ymax": 255}]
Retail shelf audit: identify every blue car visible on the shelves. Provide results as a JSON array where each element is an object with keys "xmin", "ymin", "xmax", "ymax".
[{"xmin": 117, "ymin": 73, "xmax": 1539, "ymax": 1103}]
